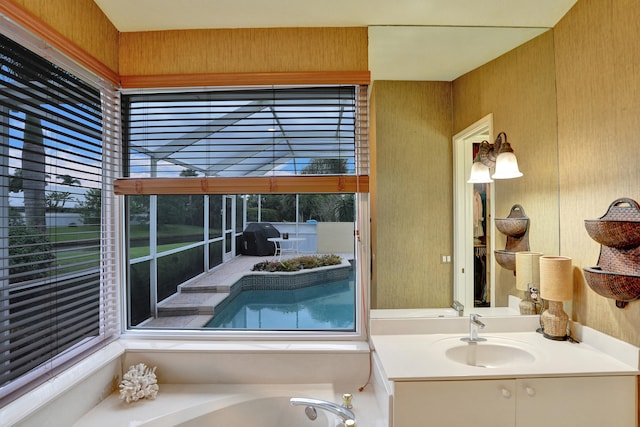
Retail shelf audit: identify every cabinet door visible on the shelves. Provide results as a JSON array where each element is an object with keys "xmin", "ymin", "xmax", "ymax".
[
  {"xmin": 394, "ymin": 380, "xmax": 516, "ymax": 427},
  {"xmin": 516, "ymin": 376, "xmax": 637, "ymax": 427}
]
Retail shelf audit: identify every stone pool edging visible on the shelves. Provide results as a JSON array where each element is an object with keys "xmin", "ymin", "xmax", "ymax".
[
  {"xmin": 150, "ymin": 257, "xmax": 353, "ymax": 327},
  {"xmin": 213, "ymin": 259, "xmax": 352, "ymax": 318}
]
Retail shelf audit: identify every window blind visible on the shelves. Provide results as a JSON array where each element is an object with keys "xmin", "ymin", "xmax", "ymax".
[
  {"xmin": 122, "ymin": 85, "xmax": 368, "ymax": 179},
  {"xmin": 0, "ymin": 16, "xmax": 119, "ymax": 403}
]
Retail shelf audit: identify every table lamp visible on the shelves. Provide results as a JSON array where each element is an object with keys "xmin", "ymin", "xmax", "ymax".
[
  {"xmin": 515, "ymin": 251, "xmax": 542, "ymax": 315},
  {"xmin": 539, "ymin": 256, "xmax": 573, "ymax": 340}
]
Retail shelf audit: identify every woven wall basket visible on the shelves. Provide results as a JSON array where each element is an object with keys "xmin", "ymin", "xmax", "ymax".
[
  {"xmin": 495, "ymin": 250, "xmax": 516, "ymax": 271},
  {"xmin": 494, "ymin": 204, "xmax": 530, "ymax": 272},
  {"xmin": 584, "ymin": 198, "xmax": 640, "ymax": 249},
  {"xmin": 495, "ymin": 204, "xmax": 529, "ymax": 237},
  {"xmin": 583, "ymin": 267, "xmax": 640, "ymax": 308},
  {"xmin": 583, "ymin": 198, "xmax": 640, "ymax": 308}
]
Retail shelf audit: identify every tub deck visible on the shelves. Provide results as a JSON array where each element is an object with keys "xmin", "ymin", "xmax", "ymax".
[{"xmin": 71, "ymin": 383, "xmax": 336, "ymax": 427}]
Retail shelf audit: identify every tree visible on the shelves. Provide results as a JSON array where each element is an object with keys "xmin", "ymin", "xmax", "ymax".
[
  {"xmin": 8, "ymin": 218, "xmax": 54, "ymax": 281},
  {"xmin": 126, "ymin": 195, "xmax": 150, "ymax": 230},
  {"xmin": 2, "ymin": 44, "xmax": 48, "ymax": 233},
  {"xmin": 178, "ymin": 169, "xmax": 200, "ymax": 224},
  {"xmin": 334, "ymin": 194, "xmax": 355, "ymax": 222},
  {"xmin": 57, "ymin": 174, "xmax": 81, "ymax": 186},
  {"xmin": 298, "ymin": 194, "xmax": 324, "ymax": 221},
  {"xmin": 2, "ymin": 56, "xmax": 53, "ymax": 278},
  {"xmin": 45, "ymin": 175, "xmax": 80, "ymax": 212},
  {"xmin": 9, "ymin": 168, "xmax": 23, "ymax": 193},
  {"xmin": 302, "ymin": 158, "xmax": 348, "ymax": 175},
  {"xmin": 300, "ymin": 159, "xmax": 354, "ymax": 221},
  {"xmin": 45, "ymin": 191, "xmax": 72, "ymax": 211},
  {"xmin": 77, "ymin": 188, "xmax": 101, "ymax": 226},
  {"xmin": 21, "ymin": 115, "xmax": 47, "ymax": 232}
]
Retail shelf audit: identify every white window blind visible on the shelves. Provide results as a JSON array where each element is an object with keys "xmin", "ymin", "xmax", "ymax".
[
  {"xmin": 122, "ymin": 85, "xmax": 368, "ymax": 178},
  {"xmin": 0, "ymin": 16, "xmax": 119, "ymax": 403}
]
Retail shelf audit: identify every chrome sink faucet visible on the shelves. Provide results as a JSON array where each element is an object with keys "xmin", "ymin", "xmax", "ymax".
[
  {"xmin": 451, "ymin": 300, "xmax": 464, "ymax": 317},
  {"xmin": 461, "ymin": 313, "xmax": 487, "ymax": 343}
]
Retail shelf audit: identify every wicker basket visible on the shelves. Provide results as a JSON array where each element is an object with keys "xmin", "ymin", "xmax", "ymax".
[
  {"xmin": 495, "ymin": 250, "xmax": 516, "ymax": 271},
  {"xmin": 495, "ymin": 204, "xmax": 529, "ymax": 237},
  {"xmin": 584, "ymin": 198, "xmax": 640, "ymax": 249},
  {"xmin": 495, "ymin": 218, "xmax": 529, "ymax": 237},
  {"xmin": 597, "ymin": 245, "xmax": 640, "ymax": 276},
  {"xmin": 583, "ymin": 266, "xmax": 640, "ymax": 308}
]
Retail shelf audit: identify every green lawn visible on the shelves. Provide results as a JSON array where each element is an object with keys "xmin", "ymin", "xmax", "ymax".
[
  {"xmin": 47, "ymin": 225, "xmax": 100, "ymax": 243},
  {"xmin": 48, "ymin": 224, "xmax": 211, "ymax": 273}
]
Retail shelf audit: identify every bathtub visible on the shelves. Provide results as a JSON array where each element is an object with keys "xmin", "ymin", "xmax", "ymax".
[
  {"xmin": 72, "ymin": 384, "xmax": 342, "ymax": 427},
  {"xmin": 147, "ymin": 396, "xmax": 332, "ymax": 427}
]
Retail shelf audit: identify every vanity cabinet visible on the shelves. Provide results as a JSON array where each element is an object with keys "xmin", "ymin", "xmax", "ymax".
[{"xmin": 393, "ymin": 375, "xmax": 636, "ymax": 427}]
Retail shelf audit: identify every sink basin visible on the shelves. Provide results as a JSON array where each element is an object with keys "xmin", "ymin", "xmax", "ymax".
[{"xmin": 445, "ymin": 342, "xmax": 536, "ymax": 368}]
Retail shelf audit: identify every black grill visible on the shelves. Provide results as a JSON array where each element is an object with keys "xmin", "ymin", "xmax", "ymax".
[{"xmin": 240, "ymin": 223, "xmax": 280, "ymax": 256}]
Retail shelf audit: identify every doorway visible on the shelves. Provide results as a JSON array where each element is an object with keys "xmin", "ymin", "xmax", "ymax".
[
  {"xmin": 222, "ymin": 195, "xmax": 236, "ymax": 262},
  {"xmin": 453, "ymin": 114, "xmax": 495, "ymax": 311}
]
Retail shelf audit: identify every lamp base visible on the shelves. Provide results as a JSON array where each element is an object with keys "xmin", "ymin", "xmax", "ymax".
[
  {"xmin": 519, "ymin": 288, "xmax": 539, "ymax": 315},
  {"xmin": 519, "ymin": 300, "xmax": 536, "ymax": 315},
  {"xmin": 541, "ymin": 300, "xmax": 568, "ymax": 340},
  {"xmin": 542, "ymin": 331, "xmax": 568, "ymax": 341}
]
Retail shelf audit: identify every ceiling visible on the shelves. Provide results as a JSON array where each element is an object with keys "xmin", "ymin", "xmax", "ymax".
[{"xmin": 93, "ymin": 0, "xmax": 577, "ymax": 81}]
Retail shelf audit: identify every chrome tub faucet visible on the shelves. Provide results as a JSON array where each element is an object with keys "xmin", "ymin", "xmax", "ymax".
[{"xmin": 290, "ymin": 397, "xmax": 356, "ymax": 423}]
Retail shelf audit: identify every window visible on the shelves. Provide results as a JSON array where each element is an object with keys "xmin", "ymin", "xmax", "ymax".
[
  {"xmin": 0, "ymin": 23, "xmax": 118, "ymax": 402},
  {"xmin": 121, "ymin": 87, "xmax": 364, "ymax": 178},
  {"xmin": 120, "ymin": 86, "xmax": 369, "ymax": 332}
]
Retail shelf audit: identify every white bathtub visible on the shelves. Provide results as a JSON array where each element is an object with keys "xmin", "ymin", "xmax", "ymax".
[
  {"xmin": 149, "ymin": 396, "xmax": 332, "ymax": 427},
  {"xmin": 72, "ymin": 384, "xmax": 341, "ymax": 427}
]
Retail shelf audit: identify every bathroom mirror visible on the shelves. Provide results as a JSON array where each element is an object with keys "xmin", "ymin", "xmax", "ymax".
[{"xmin": 372, "ymin": 28, "xmax": 560, "ymax": 314}]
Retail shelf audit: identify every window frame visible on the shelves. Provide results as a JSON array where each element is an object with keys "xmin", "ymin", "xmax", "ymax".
[
  {"xmin": 0, "ymin": 17, "xmax": 119, "ymax": 404},
  {"xmin": 118, "ymin": 85, "xmax": 370, "ymax": 339}
]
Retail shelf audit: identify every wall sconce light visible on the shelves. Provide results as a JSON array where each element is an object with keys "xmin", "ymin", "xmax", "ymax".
[
  {"xmin": 539, "ymin": 256, "xmax": 573, "ymax": 340},
  {"xmin": 467, "ymin": 132, "xmax": 523, "ymax": 183}
]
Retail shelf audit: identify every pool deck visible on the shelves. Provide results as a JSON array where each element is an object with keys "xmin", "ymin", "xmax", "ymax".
[{"xmin": 141, "ymin": 253, "xmax": 353, "ymax": 329}]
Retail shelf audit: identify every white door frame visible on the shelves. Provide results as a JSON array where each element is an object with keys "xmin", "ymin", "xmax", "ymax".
[
  {"xmin": 453, "ymin": 114, "xmax": 495, "ymax": 311},
  {"xmin": 222, "ymin": 195, "xmax": 235, "ymax": 262}
]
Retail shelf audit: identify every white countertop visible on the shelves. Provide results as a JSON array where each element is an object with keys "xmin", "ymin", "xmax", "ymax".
[{"xmin": 371, "ymin": 326, "xmax": 640, "ymax": 381}]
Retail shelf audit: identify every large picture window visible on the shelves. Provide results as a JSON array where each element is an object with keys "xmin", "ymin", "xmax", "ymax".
[
  {"xmin": 120, "ymin": 86, "xmax": 368, "ymax": 332},
  {"xmin": 0, "ymin": 27, "xmax": 118, "ymax": 402}
]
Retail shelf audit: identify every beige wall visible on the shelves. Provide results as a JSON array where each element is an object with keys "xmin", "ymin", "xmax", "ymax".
[
  {"xmin": 119, "ymin": 27, "xmax": 368, "ymax": 76},
  {"xmin": 453, "ymin": 31, "xmax": 560, "ymax": 306},
  {"xmin": 371, "ymin": 81, "xmax": 453, "ymax": 309},
  {"xmin": 554, "ymin": 0, "xmax": 640, "ymax": 346},
  {"xmin": 317, "ymin": 223, "xmax": 356, "ymax": 254},
  {"xmin": 6, "ymin": 2, "xmax": 367, "ymax": 78},
  {"xmin": 12, "ymin": 0, "xmax": 119, "ymax": 73}
]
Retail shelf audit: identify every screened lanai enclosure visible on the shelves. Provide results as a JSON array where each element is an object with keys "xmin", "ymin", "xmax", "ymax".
[{"xmin": 120, "ymin": 86, "xmax": 369, "ymax": 330}]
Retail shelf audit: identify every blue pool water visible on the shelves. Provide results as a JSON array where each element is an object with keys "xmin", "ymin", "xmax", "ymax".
[{"xmin": 205, "ymin": 272, "xmax": 355, "ymax": 330}]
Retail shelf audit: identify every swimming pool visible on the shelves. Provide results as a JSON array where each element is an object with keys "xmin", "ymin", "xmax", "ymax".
[{"xmin": 205, "ymin": 271, "xmax": 355, "ymax": 330}]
